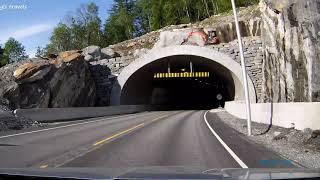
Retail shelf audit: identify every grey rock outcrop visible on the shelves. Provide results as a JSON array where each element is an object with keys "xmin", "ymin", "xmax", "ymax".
[
  {"xmin": 260, "ymin": 0, "xmax": 320, "ymax": 102},
  {"xmin": 101, "ymin": 47, "xmax": 120, "ymax": 59},
  {"xmin": 0, "ymin": 98, "xmax": 11, "ymax": 111},
  {"xmin": 84, "ymin": 55, "xmax": 94, "ymax": 62},
  {"xmin": 49, "ymin": 56, "xmax": 96, "ymax": 108},
  {"xmin": 154, "ymin": 29, "xmax": 209, "ymax": 48},
  {"xmin": 0, "ymin": 51, "xmax": 96, "ymax": 109},
  {"xmin": 82, "ymin": 46, "xmax": 101, "ymax": 61}
]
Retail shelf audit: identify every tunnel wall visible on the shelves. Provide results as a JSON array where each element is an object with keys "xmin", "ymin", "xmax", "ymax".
[{"xmin": 89, "ymin": 36, "xmax": 264, "ymax": 105}]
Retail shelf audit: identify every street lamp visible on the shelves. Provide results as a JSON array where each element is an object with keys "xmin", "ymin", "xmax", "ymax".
[{"xmin": 230, "ymin": 0, "xmax": 252, "ymax": 136}]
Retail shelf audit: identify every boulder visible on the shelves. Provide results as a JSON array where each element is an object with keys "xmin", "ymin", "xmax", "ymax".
[
  {"xmin": 13, "ymin": 62, "xmax": 52, "ymax": 83},
  {"xmin": 82, "ymin": 46, "xmax": 101, "ymax": 60},
  {"xmin": 58, "ymin": 50, "xmax": 83, "ymax": 63},
  {"xmin": 0, "ymin": 98, "xmax": 11, "ymax": 112},
  {"xmin": 84, "ymin": 55, "xmax": 94, "ymax": 62},
  {"xmin": 183, "ymin": 30, "xmax": 208, "ymax": 46},
  {"xmin": 0, "ymin": 52, "xmax": 96, "ymax": 109},
  {"xmin": 49, "ymin": 59, "xmax": 96, "ymax": 108},
  {"xmin": 154, "ymin": 30, "xmax": 190, "ymax": 48},
  {"xmin": 153, "ymin": 28, "xmax": 209, "ymax": 48},
  {"xmin": 18, "ymin": 83, "xmax": 51, "ymax": 108},
  {"xmin": 101, "ymin": 47, "xmax": 119, "ymax": 59},
  {"xmin": 1, "ymin": 84, "xmax": 19, "ymax": 109}
]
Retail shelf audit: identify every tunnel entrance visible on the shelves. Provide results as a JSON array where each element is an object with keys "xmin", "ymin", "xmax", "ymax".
[
  {"xmin": 120, "ymin": 55, "xmax": 235, "ymax": 110},
  {"xmin": 151, "ymin": 77, "xmax": 231, "ymax": 110},
  {"xmin": 112, "ymin": 46, "xmax": 257, "ymax": 109}
]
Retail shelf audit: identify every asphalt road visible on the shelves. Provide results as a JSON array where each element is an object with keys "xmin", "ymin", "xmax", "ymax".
[{"xmin": 0, "ymin": 110, "xmax": 296, "ymax": 169}]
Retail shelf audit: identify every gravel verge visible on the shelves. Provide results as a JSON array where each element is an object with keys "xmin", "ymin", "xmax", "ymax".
[
  {"xmin": 0, "ymin": 111, "xmax": 44, "ymax": 132},
  {"xmin": 210, "ymin": 109, "xmax": 320, "ymax": 168},
  {"xmin": 0, "ymin": 97, "xmax": 47, "ymax": 132}
]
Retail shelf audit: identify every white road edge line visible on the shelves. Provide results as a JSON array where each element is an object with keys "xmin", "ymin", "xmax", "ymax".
[
  {"xmin": 0, "ymin": 112, "xmax": 156, "ymax": 139},
  {"xmin": 203, "ymin": 110, "xmax": 248, "ymax": 168}
]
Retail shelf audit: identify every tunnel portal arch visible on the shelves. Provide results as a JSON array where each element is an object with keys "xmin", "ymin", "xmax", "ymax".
[{"xmin": 111, "ymin": 45, "xmax": 256, "ymax": 106}]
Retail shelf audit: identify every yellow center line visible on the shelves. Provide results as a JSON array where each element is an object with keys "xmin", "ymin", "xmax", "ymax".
[
  {"xmin": 93, "ymin": 123, "xmax": 145, "ymax": 146},
  {"xmin": 92, "ymin": 113, "xmax": 173, "ymax": 147},
  {"xmin": 151, "ymin": 114, "xmax": 171, "ymax": 123},
  {"xmin": 35, "ymin": 113, "xmax": 174, "ymax": 169},
  {"xmin": 39, "ymin": 164, "xmax": 48, "ymax": 168}
]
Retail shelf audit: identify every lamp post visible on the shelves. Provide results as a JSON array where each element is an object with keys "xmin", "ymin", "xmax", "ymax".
[{"xmin": 230, "ymin": 0, "xmax": 252, "ymax": 136}]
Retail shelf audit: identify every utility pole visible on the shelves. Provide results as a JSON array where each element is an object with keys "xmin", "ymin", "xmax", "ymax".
[{"xmin": 230, "ymin": 0, "xmax": 252, "ymax": 136}]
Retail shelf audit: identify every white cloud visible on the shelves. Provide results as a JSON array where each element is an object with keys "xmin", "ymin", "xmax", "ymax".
[{"xmin": 0, "ymin": 24, "xmax": 53, "ymax": 42}]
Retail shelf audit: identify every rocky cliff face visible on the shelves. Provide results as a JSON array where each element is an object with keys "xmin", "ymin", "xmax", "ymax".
[
  {"xmin": 0, "ymin": 51, "xmax": 96, "ymax": 109},
  {"xmin": 261, "ymin": 0, "xmax": 320, "ymax": 102}
]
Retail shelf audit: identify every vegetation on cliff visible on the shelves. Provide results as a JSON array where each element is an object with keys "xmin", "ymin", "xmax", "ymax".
[{"xmin": 42, "ymin": 0, "xmax": 258, "ymax": 55}]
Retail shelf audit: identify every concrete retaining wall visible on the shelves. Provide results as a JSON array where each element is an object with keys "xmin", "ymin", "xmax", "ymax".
[
  {"xmin": 14, "ymin": 105, "xmax": 151, "ymax": 123},
  {"xmin": 225, "ymin": 101, "xmax": 320, "ymax": 130}
]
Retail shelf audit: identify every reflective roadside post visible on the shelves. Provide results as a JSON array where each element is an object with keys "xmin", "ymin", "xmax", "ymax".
[{"xmin": 230, "ymin": 0, "xmax": 252, "ymax": 136}]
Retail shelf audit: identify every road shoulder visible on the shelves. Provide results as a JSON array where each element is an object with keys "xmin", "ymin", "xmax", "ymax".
[{"xmin": 205, "ymin": 109, "xmax": 298, "ymax": 168}]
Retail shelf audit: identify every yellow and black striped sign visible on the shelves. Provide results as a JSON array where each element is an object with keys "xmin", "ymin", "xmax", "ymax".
[{"xmin": 154, "ymin": 72, "xmax": 210, "ymax": 78}]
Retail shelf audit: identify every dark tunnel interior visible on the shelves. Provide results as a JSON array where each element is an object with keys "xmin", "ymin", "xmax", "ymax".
[{"xmin": 120, "ymin": 55, "xmax": 236, "ymax": 110}]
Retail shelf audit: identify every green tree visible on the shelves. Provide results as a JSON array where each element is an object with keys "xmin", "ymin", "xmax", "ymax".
[
  {"xmin": 135, "ymin": 0, "xmax": 152, "ymax": 35},
  {"xmin": 46, "ymin": 23, "xmax": 72, "ymax": 54},
  {"xmin": 0, "ymin": 44, "xmax": 6, "ymax": 67},
  {"xmin": 103, "ymin": 0, "xmax": 136, "ymax": 45},
  {"xmin": 75, "ymin": 2, "xmax": 102, "ymax": 47},
  {"xmin": 35, "ymin": 46, "xmax": 46, "ymax": 58},
  {"xmin": 46, "ymin": 2, "xmax": 102, "ymax": 54},
  {"xmin": 3, "ymin": 38, "xmax": 28, "ymax": 64}
]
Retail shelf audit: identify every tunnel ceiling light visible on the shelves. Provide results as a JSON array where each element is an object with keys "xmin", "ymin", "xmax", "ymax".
[{"xmin": 153, "ymin": 72, "xmax": 210, "ymax": 79}]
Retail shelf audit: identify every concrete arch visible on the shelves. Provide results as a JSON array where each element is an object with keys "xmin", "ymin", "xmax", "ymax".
[{"xmin": 112, "ymin": 45, "xmax": 256, "ymax": 105}]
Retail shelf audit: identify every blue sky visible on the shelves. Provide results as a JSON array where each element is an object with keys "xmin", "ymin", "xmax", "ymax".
[{"xmin": 0, "ymin": 0, "xmax": 113, "ymax": 57}]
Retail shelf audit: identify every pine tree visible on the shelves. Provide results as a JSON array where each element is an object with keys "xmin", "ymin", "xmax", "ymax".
[
  {"xmin": 102, "ymin": 0, "xmax": 136, "ymax": 44},
  {"xmin": 3, "ymin": 38, "xmax": 28, "ymax": 64},
  {"xmin": 35, "ymin": 46, "xmax": 46, "ymax": 58}
]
